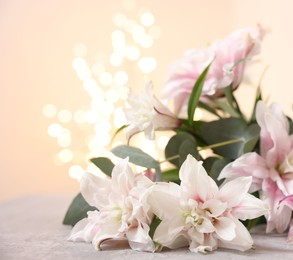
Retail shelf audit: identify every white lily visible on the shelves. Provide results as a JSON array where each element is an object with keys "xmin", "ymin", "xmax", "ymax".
[
  {"xmin": 148, "ymin": 155, "xmax": 268, "ymax": 253},
  {"xmin": 124, "ymin": 82, "xmax": 180, "ymax": 140},
  {"xmin": 69, "ymin": 158, "xmax": 155, "ymax": 252}
]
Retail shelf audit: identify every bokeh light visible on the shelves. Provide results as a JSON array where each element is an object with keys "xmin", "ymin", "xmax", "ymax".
[
  {"xmin": 45, "ymin": 2, "xmax": 161, "ymax": 178},
  {"xmin": 138, "ymin": 57, "xmax": 157, "ymax": 73},
  {"xmin": 43, "ymin": 104, "xmax": 57, "ymax": 118}
]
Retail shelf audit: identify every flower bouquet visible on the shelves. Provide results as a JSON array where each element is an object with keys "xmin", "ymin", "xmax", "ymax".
[{"xmin": 63, "ymin": 25, "xmax": 293, "ymax": 254}]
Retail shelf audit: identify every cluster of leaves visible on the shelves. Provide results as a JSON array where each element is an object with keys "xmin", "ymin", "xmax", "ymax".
[{"xmin": 63, "ymin": 65, "xmax": 267, "ymax": 227}]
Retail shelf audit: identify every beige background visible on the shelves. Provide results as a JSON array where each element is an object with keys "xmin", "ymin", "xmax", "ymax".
[{"xmin": 1, "ymin": 0, "xmax": 292, "ymax": 201}]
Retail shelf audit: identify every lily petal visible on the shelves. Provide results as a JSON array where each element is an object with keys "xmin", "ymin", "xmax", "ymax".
[
  {"xmin": 180, "ymin": 155, "xmax": 218, "ymax": 201},
  {"xmin": 232, "ymin": 193, "xmax": 268, "ymax": 220},
  {"xmin": 80, "ymin": 173, "xmax": 111, "ymax": 208},
  {"xmin": 126, "ymin": 222, "xmax": 155, "ymax": 252},
  {"xmin": 214, "ymin": 217, "xmax": 236, "ymax": 241},
  {"xmin": 219, "ymin": 176, "xmax": 252, "ymax": 208},
  {"xmin": 217, "ymin": 217, "xmax": 253, "ymax": 251}
]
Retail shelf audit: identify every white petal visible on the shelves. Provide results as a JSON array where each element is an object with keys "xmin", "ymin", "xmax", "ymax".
[
  {"xmin": 214, "ymin": 217, "xmax": 236, "ymax": 241},
  {"xmin": 232, "ymin": 193, "xmax": 268, "ymax": 220},
  {"xmin": 68, "ymin": 211, "xmax": 100, "ymax": 242},
  {"xmin": 80, "ymin": 172, "xmax": 111, "ymax": 208},
  {"xmin": 180, "ymin": 155, "xmax": 218, "ymax": 201},
  {"xmin": 217, "ymin": 217, "xmax": 253, "ymax": 251},
  {"xmin": 202, "ymin": 199, "xmax": 227, "ymax": 218},
  {"xmin": 111, "ymin": 157, "xmax": 135, "ymax": 197},
  {"xmin": 189, "ymin": 234, "xmax": 218, "ymax": 253},
  {"xmin": 147, "ymin": 183, "xmax": 182, "ymax": 220},
  {"xmin": 196, "ymin": 217, "xmax": 215, "ymax": 233},
  {"xmin": 126, "ymin": 223, "xmax": 155, "ymax": 252},
  {"xmin": 219, "ymin": 176, "xmax": 252, "ymax": 208},
  {"xmin": 153, "ymin": 220, "xmax": 187, "ymax": 249}
]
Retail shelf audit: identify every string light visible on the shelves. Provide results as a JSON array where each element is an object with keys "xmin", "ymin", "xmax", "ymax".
[
  {"xmin": 45, "ymin": 3, "xmax": 162, "ymax": 179},
  {"xmin": 43, "ymin": 104, "xmax": 57, "ymax": 118},
  {"xmin": 138, "ymin": 57, "xmax": 157, "ymax": 73}
]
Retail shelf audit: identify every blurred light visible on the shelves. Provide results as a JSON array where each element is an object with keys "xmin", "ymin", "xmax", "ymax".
[
  {"xmin": 132, "ymin": 26, "xmax": 146, "ymax": 44},
  {"xmin": 102, "ymin": 102, "xmax": 115, "ymax": 115},
  {"xmin": 194, "ymin": 108, "xmax": 203, "ymax": 121},
  {"xmin": 125, "ymin": 46, "xmax": 140, "ymax": 60},
  {"xmin": 117, "ymin": 86, "xmax": 129, "ymax": 100},
  {"xmin": 105, "ymin": 88, "xmax": 120, "ymax": 103},
  {"xmin": 58, "ymin": 109, "xmax": 72, "ymax": 123},
  {"xmin": 83, "ymin": 78, "xmax": 97, "ymax": 90},
  {"xmin": 122, "ymin": 0, "xmax": 136, "ymax": 10},
  {"xmin": 95, "ymin": 120, "xmax": 112, "ymax": 134},
  {"xmin": 88, "ymin": 134, "xmax": 111, "ymax": 150},
  {"xmin": 68, "ymin": 165, "xmax": 84, "ymax": 181},
  {"xmin": 73, "ymin": 43, "xmax": 87, "ymax": 57},
  {"xmin": 113, "ymin": 13, "xmax": 128, "ymax": 28},
  {"xmin": 138, "ymin": 57, "xmax": 157, "ymax": 73},
  {"xmin": 59, "ymin": 149, "xmax": 74, "ymax": 163},
  {"xmin": 140, "ymin": 35, "xmax": 154, "ymax": 48},
  {"xmin": 85, "ymin": 110, "xmax": 99, "ymax": 124},
  {"xmin": 57, "ymin": 130, "xmax": 71, "ymax": 147},
  {"xmin": 43, "ymin": 104, "xmax": 57, "ymax": 118},
  {"xmin": 99, "ymin": 72, "xmax": 113, "ymax": 86},
  {"xmin": 114, "ymin": 70, "xmax": 128, "ymax": 85},
  {"xmin": 48, "ymin": 123, "xmax": 63, "ymax": 138},
  {"xmin": 73, "ymin": 110, "xmax": 86, "ymax": 124},
  {"xmin": 114, "ymin": 107, "xmax": 127, "ymax": 128},
  {"xmin": 92, "ymin": 63, "xmax": 105, "ymax": 76},
  {"xmin": 110, "ymin": 53, "xmax": 123, "ymax": 67},
  {"xmin": 141, "ymin": 139, "xmax": 158, "ymax": 159},
  {"xmin": 111, "ymin": 30, "xmax": 126, "ymax": 50},
  {"xmin": 140, "ymin": 12, "xmax": 155, "ymax": 27},
  {"xmin": 158, "ymin": 135, "xmax": 170, "ymax": 149},
  {"xmin": 148, "ymin": 25, "xmax": 162, "ymax": 39},
  {"xmin": 72, "ymin": 58, "xmax": 92, "ymax": 81},
  {"xmin": 125, "ymin": 19, "xmax": 138, "ymax": 33}
]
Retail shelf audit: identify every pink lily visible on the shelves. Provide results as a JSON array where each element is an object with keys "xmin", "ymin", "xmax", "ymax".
[
  {"xmin": 219, "ymin": 101, "xmax": 293, "ymax": 235},
  {"xmin": 162, "ymin": 25, "xmax": 264, "ymax": 114}
]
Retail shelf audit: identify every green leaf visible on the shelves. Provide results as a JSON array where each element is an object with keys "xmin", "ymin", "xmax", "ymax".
[
  {"xmin": 90, "ymin": 157, "xmax": 115, "ymax": 176},
  {"xmin": 288, "ymin": 117, "xmax": 293, "ymax": 135},
  {"xmin": 149, "ymin": 217, "xmax": 162, "ymax": 239},
  {"xmin": 209, "ymin": 158, "xmax": 231, "ymax": 186},
  {"xmin": 111, "ymin": 124, "xmax": 128, "ymax": 143},
  {"xmin": 223, "ymin": 85, "xmax": 246, "ymax": 121},
  {"xmin": 243, "ymin": 124, "xmax": 260, "ymax": 153},
  {"xmin": 63, "ymin": 193, "xmax": 96, "ymax": 226},
  {"xmin": 179, "ymin": 139, "xmax": 200, "ymax": 165},
  {"xmin": 112, "ymin": 145, "xmax": 160, "ymax": 168},
  {"xmin": 162, "ymin": 168, "xmax": 180, "ymax": 182},
  {"xmin": 201, "ymin": 118, "xmax": 258, "ymax": 159},
  {"xmin": 198, "ymin": 101, "xmax": 222, "ymax": 118},
  {"xmin": 215, "ymin": 99, "xmax": 240, "ymax": 118},
  {"xmin": 187, "ymin": 64, "xmax": 211, "ymax": 124},
  {"xmin": 165, "ymin": 132, "xmax": 196, "ymax": 167},
  {"xmin": 250, "ymin": 86, "xmax": 262, "ymax": 123}
]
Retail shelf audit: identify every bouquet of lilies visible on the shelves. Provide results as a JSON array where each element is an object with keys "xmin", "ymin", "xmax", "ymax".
[{"xmin": 63, "ymin": 25, "xmax": 293, "ymax": 254}]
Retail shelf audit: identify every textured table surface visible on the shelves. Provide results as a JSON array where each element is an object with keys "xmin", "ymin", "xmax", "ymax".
[{"xmin": 1, "ymin": 194, "xmax": 293, "ymax": 260}]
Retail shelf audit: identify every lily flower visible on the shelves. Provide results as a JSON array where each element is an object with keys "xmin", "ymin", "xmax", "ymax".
[
  {"xmin": 162, "ymin": 25, "xmax": 264, "ymax": 114},
  {"xmin": 124, "ymin": 82, "xmax": 180, "ymax": 141},
  {"xmin": 219, "ymin": 101, "xmax": 293, "ymax": 235},
  {"xmin": 148, "ymin": 155, "xmax": 267, "ymax": 253},
  {"xmin": 69, "ymin": 158, "xmax": 155, "ymax": 252}
]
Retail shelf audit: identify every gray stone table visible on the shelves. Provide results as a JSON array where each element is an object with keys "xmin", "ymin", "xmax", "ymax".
[{"xmin": 1, "ymin": 195, "xmax": 293, "ymax": 260}]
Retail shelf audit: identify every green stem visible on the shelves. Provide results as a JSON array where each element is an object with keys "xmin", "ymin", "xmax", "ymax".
[
  {"xmin": 159, "ymin": 155, "xmax": 180, "ymax": 164},
  {"xmin": 198, "ymin": 138, "xmax": 243, "ymax": 151}
]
